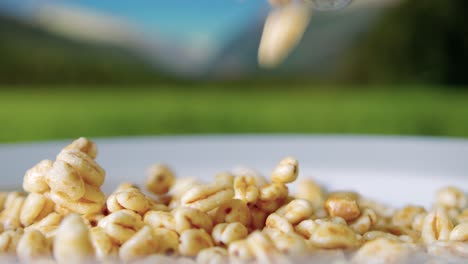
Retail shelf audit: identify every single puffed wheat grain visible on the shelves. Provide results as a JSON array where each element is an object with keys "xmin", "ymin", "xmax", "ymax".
[{"xmin": 53, "ymin": 214, "xmax": 94, "ymax": 264}]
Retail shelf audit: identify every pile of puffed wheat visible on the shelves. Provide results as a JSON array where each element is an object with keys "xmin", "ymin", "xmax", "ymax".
[{"xmin": 0, "ymin": 137, "xmax": 467, "ymax": 264}]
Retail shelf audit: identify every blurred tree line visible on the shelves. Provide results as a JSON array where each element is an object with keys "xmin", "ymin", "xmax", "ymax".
[
  {"xmin": 341, "ymin": 0, "xmax": 468, "ymax": 86},
  {"xmin": 0, "ymin": 0, "xmax": 467, "ymax": 86}
]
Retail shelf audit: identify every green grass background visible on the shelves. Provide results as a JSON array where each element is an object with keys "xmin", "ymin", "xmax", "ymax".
[{"xmin": 1, "ymin": 85, "xmax": 467, "ymax": 143}]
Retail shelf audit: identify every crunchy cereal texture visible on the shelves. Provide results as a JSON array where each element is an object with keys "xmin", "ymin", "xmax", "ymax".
[
  {"xmin": 325, "ymin": 195, "xmax": 361, "ymax": 221},
  {"xmin": 90, "ymin": 226, "xmax": 118, "ymax": 260},
  {"xmin": 146, "ymin": 164, "xmax": 175, "ymax": 195},
  {"xmin": 271, "ymin": 157, "xmax": 299, "ymax": 184},
  {"xmin": 179, "ymin": 229, "xmax": 214, "ymax": 256},
  {"xmin": 1, "ymin": 137, "xmax": 467, "ymax": 263},
  {"xmin": 107, "ymin": 187, "xmax": 150, "ymax": 214},
  {"xmin": 196, "ymin": 247, "xmax": 228, "ymax": 264},
  {"xmin": 119, "ymin": 225, "xmax": 158, "ymax": 262},
  {"xmin": 174, "ymin": 207, "xmax": 213, "ymax": 234},
  {"xmin": 23, "ymin": 160, "xmax": 52, "ymax": 194},
  {"xmin": 212, "ymin": 222, "xmax": 248, "ymax": 246},
  {"xmin": 98, "ymin": 209, "xmax": 144, "ymax": 246},
  {"xmin": 181, "ymin": 183, "xmax": 234, "ymax": 212},
  {"xmin": 53, "ymin": 214, "xmax": 94, "ymax": 264},
  {"xmin": 17, "ymin": 230, "xmax": 51, "ymax": 263}
]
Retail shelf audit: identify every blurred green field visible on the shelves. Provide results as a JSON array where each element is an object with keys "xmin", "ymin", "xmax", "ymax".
[{"xmin": 1, "ymin": 85, "xmax": 467, "ymax": 143}]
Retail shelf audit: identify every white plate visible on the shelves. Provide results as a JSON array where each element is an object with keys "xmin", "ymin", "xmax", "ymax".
[{"xmin": 1, "ymin": 135, "xmax": 467, "ymax": 208}]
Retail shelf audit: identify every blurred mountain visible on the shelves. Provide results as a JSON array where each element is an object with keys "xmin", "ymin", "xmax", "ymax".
[
  {"xmin": 0, "ymin": 14, "xmax": 169, "ymax": 85},
  {"xmin": 30, "ymin": 3, "xmax": 220, "ymax": 78},
  {"xmin": 0, "ymin": 0, "xmax": 398, "ymax": 85},
  {"xmin": 1, "ymin": 0, "xmax": 466, "ymax": 86}
]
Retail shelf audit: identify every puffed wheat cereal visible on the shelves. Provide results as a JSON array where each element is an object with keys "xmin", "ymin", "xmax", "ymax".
[
  {"xmin": 296, "ymin": 178, "xmax": 325, "ymax": 211},
  {"xmin": 271, "ymin": 157, "xmax": 299, "ymax": 184},
  {"xmin": 436, "ymin": 186, "xmax": 467, "ymax": 210},
  {"xmin": 24, "ymin": 212, "xmax": 63, "ymax": 239},
  {"xmin": 231, "ymin": 167, "xmax": 268, "ymax": 188},
  {"xmin": 56, "ymin": 149, "xmax": 105, "ymax": 188},
  {"xmin": 276, "ymin": 199, "xmax": 314, "ymax": 225},
  {"xmin": 212, "ymin": 222, "xmax": 248, "ymax": 246},
  {"xmin": 214, "ymin": 199, "xmax": 251, "ymax": 226},
  {"xmin": 352, "ymin": 238, "xmax": 415, "ymax": 264},
  {"xmin": 215, "ymin": 172, "xmax": 235, "ymax": 188},
  {"xmin": 63, "ymin": 137, "xmax": 98, "ymax": 160},
  {"xmin": 0, "ymin": 192, "xmax": 25, "ymax": 230},
  {"xmin": 196, "ymin": 247, "xmax": 228, "ymax": 264},
  {"xmin": 456, "ymin": 209, "xmax": 468, "ymax": 224},
  {"xmin": 144, "ymin": 210, "xmax": 176, "ymax": 232},
  {"xmin": 17, "ymin": 229, "xmax": 51, "ymax": 263},
  {"xmin": 266, "ymin": 229, "xmax": 308, "ymax": 255},
  {"xmin": 295, "ymin": 219, "xmax": 319, "ymax": 240},
  {"xmin": 249, "ymin": 206, "xmax": 268, "ymax": 230},
  {"xmin": 48, "ymin": 184, "xmax": 105, "ymax": 215},
  {"xmin": 98, "ymin": 209, "xmax": 144, "ymax": 245},
  {"xmin": 246, "ymin": 231, "xmax": 290, "ymax": 264},
  {"xmin": 171, "ymin": 177, "xmax": 200, "ymax": 200},
  {"xmin": 421, "ymin": 208, "xmax": 453, "ymax": 244},
  {"xmin": 179, "ymin": 229, "xmax": 213, "ymax": 256},
  {"xmin": 3, "ymin": 138, "xmax": 468, "ymax": 263},
  {"xmin": 0, "ymin": 229, "xmax": 23, "ymax": 254},
  {"xmin": 449, "ymin": 222, "xmax": 468, "ymax": 241},
  {"xmin": 392, "ymin": 205, "xmax": 426, "ymax": 228},
  {"xmin": 106, "ymin": 187, "xmax": 150, "ymax": 214},
  {"xmin": 174, "ymin": 207, "xmax": 213, "ymax": 234},
  {"xmin": 119, "ymin": 225, "xmax": 158, "ymax": 262},
  {"xmin": 20, "ymin": 193, "xmax": 55, "ymax": 227},
  {"xmin": 259, "ymin": 182, "xmax": 288, "ymax": 202},
  {"xmin": 362, "ymin": 230, "xmax": 401, "ymax": 242},
  {"xmin": 309, "ymin": 222, "xmax": 360, "ymax": 249},
  {"xmin": 265, "ymin": 213, "xmax": 294, "ymax": 233},
  {"xmin": 181, "ymin": 183, "xmax": 233, "ymax": 213},
  {"xmin": 233, "ymin": 175, "xmax": 260, "ymax": 206},
  {"xmin": 153, "ymin": 227, "xmax": 179, "ymax": 255},
  {"xmin": 90, "ymin": 226, "xmax": 118, "ymax": 260},
  {"xmin": 349, "ymin": 208, "xmax": 377, "ymax": 235},
  {"xmin": 228, "ymin": 239, "xmax": 253, "ymax": 261},
  {"xmin": 427, "ymin": 241, "xmax": 468, "ymax": 261},
  {"xmin": 146, "ymin": 163, "xmax": 175, "ymax": 195},
  {"xmin": 23, "ymin": 160, "xmax": 53, "ymax": 194},
  {"xmin": 53, "ymin": 214, "xmax": 94, "ymax": 264},
  {"xmin": 325, "ymin": 195, "xmax": 361, "ymax": 221}
]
